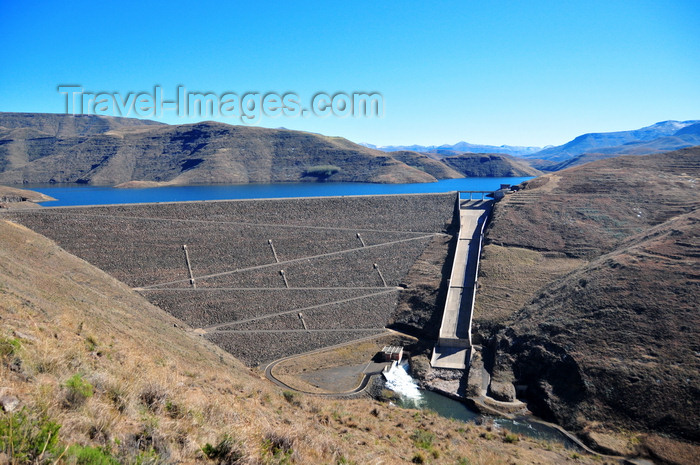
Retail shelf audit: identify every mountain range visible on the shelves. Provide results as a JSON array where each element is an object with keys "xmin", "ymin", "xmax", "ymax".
[
  {"xmin": 526, "ymin": 120, "xmax": 700, "ymax": 171},
  {"xmin": 0, "ymin": 113, "xmax": 537, "ymax": 185},
  {"xmin": 366, "ymin": 120, "xmax": 700, "ymax": 170},
  {"xmin": 1, "ymin": 113, "xmax": 698, "ymax": 187},
  {"xmin": 362, "ymin": 141, "xmax": 543, "ymax": 157}
]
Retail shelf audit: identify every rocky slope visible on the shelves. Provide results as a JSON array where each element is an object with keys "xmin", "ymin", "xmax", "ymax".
[
  {"xmin": 501, "ymin": 211, "xmax": 699, "ymax": 438},
  {"xmin": 473, "ymin": 148, "xmax": 700, "ymax": 456}
]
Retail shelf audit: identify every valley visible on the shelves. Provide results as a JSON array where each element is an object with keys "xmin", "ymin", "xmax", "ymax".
[{"xmin": 0, "ymin": 116, "xmax": 698, "ymax": 464}]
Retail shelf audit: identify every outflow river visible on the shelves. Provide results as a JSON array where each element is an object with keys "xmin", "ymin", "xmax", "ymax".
[
  {"xmin": 26, "ymin": 177, "xmax": 533, "ymax": 207},
  {"xmin": 384, "ymin": 362, "xmax": 582, "ymax": 449}
]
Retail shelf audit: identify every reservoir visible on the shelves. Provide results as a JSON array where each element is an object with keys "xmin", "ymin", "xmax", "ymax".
[{"xmin": 26, "ymin": 177, "xmax": 532, "ymax": 207}]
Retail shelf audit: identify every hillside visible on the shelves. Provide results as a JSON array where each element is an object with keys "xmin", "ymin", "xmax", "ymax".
[
  {"xmin": 0, "ymin": 221, "xmax": 597, "ymax": 464},
  {"xmin": 0, "ymin": 114, "xmax": 447, "ymax": 185},
  {"xmin": 442, "ymin": 153, "xmax": 541, "ymax": 177},
  {"xmin": 506, "ymin": 211, "xmax": 698, "ymax": 436},
  {"xmin": 0, "ymin": 112, "xmax": 165, "ymax": 138},
  {"xmin": 0, "ymin": 185, "xmax": 55, "ymax": 209},
  {"xmin": 0, "ymin": 113, "xmax": 546, "ymax": 186},
  {"xmin": 472, "ymin": 148, "xmax": 700, "ymax": 459},
  {"xmin": 386, "ymin": 151, "xmax": 464, "ymax": 179}
]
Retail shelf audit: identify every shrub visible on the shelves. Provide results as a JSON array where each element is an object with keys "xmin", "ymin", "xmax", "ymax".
[
  {"xmin": 106, "ymin": 382, "xmax": 129, "ymax": 413},
  {"xmin": 261, "ymin": 431, "xmax": 293, "ymax": 465},
  {"xmin": 281, "ymin": 390, "xmax": 300, "ymax": 407},
  {"xmin": 0, "ymin": 336, "xmax": 20, "ymax": 358},
  {"xmin": 411, "ymin": 429, "xmax": 435, "ymax": 450},
  {"xmin": 139, "ymin": 383, "xmax": 167, "ymax": 413},
  {"xmin": 126, "ymin": 425, "xmax": 168, "ymax": 462},
  {"xmin": 503, "ymin": 432, "xmax": 519, "ymax": 443},
  {"xmin": 165, "ymin": 400, "xmax": 183, "ymax": 419},
  {"xmin": 336, "ymin": 457, "xmax": 357, "ymax": 465},
  {"xmin": 303, "ymin": 165, "xmax": 341, "ymax": 179},
  {"xmin": 84, "ymin": 335, "xmax": 98, "ymax": 352},
  {"xmin": 65, "ymin": 445, "xmax": 120, "ymax": 465},
  {"xmin": 411, "ymin": 452, "xmax": 425, "ymax": 464},
  {"xmin": 0, "ymin": 408, "xmax": 61, "ymax": 462},
  {"xmin": 202, "ymin": 434, "xmax": 244, "ymax": 464},
  {"xmin": 64, "ymin": 374, "xmax": 94, "ymax": 407}
]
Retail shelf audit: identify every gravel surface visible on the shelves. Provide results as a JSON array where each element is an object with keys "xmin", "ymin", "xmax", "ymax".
[
  {"xmin": 41, "ymin": 192, "xmax": 457, "ymax": 232},
  {"xmin": 214, "ymin": 290, "xmax": 398, "ymax": 332},
  {"xmin": 142, "ymin": 288, "xmax": 376, "ymax": 327},
  {"xmin": 206, "ymin": 329, "xmax": 387, "ymax": 367}
]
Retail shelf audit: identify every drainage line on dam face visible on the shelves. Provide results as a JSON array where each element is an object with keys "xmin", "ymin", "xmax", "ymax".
[
  {"xmin": 298, "ymin": 312, "xmax": 308, "ymax": 331},
  {"xmin": 356, "ymin": 233, "xmax": 366, "ymax": 247},
  {"xmin": 268, "ymin": 239, "xmax": 280, "ymax": 263},
  {"xmin": 203, "ymin": 288, "xmax": 398, "ymax": 331},
  {"xmin": 182, "ymin": 244, "xmax": 196, "ymax": 288},
  {"xmin": 142, "ymin": 234, "xmax": 435, "ymax": 289},
  {"xmin": 373, "ymin": 263, "xmax": 388, "ymax": 287}
]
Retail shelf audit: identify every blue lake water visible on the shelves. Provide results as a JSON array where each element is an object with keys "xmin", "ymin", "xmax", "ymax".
[{"xmin": 26, "ymin": 177, "xmax": 533, "ymax": 207}]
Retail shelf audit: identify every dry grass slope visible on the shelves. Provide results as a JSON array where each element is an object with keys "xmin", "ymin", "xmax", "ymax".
[{"xmin": 474, "ymin": 148, "xmax": 700, "ymax": 462}]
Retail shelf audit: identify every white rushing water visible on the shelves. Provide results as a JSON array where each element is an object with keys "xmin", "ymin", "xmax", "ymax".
[
  {"xmin": 382, "ymin": 362, "xmax": 579, "ymax": 448},
  {"xmin": 383, "ymin": 361, "xmax": 424, "ymax": 405}
]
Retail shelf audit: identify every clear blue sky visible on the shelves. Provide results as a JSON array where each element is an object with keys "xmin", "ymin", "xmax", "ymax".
[{"xmin": 2, "ymin": 0, "xmax": 699, "ymax": 147}]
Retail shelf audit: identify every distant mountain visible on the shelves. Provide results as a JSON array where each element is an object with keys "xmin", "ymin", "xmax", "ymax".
[
  {"xmin": 364, "ymin": 120, "xmax": 700, "ymax": 170},
  {"xmin": 361, "ymin": 142, "xmax": 542, "ymax": 157},
  {"xmin": 0, "ymin": 113, "xmax": 461, "ymax": 185},
  {"xmin": 524, "ymin": 120, "xmax": 700, "ymax": 162},
  {"xmin": 437, "ymin": 142, "xmax": 542, "ymax": 157},
  {"xmin": 442, "ymin": 153, "xmax": 541, "ymax": 177},
  {"xmin": 0, "ymin": 113, "xmax": 544, "ymax": 186},
  {"xmin": 544, "ymin": 122, "xmax": 700, "ymax": 170}
]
